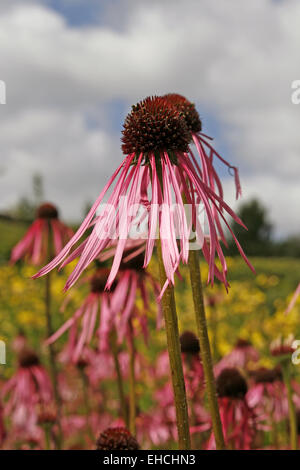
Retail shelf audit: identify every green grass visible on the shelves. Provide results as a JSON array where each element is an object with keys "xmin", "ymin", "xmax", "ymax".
[{"xmin": 0, "ymin": 219, "xmax": 29, "ymax": 263}]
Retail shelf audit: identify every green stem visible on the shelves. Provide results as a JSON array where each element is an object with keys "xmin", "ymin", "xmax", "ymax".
[
  {"xmin": 43, "ymin": 423, "xmax": 51, "ymax": 450},
  {"xmin": 128, "ymin": 319, "xmax": 137, "ymax": 436},
  {"xmin": 210, "ymin": 303, "xmax": 219, "ymax": 363},
  {"xmin": 79, "ymin": 367, "xmax": 93, "ymax": 440},
  {"xmin": 188, "ymin": 250, "xmax": 226, "ymax": 450},
  {"xmin": 157, "ymin": 239, "xmax": 191, "ymax": 450},
  {"xmin": 282, "ymin": 362, "xmax": 298, "ymax": 450},
  {"xmin": 45, "ymin": 227, "xmax": 63, "ymax": 449},
  {"xmin": 155, "ymin": 159, "xmax": 191, "ymax": 450},
  {"xmin": 110, "ymin": 330, "xmax": 128, "ymax": 427}
]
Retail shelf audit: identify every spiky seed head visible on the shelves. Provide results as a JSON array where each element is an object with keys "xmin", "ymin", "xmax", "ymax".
[
  {"xmin": 217, "ymin": 367, "xmax": 248, "ymax": 399},
  {"xmin": 96, "ymin": 427, "xmax": 140, "ymax": 450},
  {"xmin": 121, "ymin": 96, "xmax": 191, "ymax": 156},
  {"xmin": 163, "ymin": 93, "xmax": 202, "ymax": 134},
  {"xmin": 180, "ymin": 331, "xmax": 200, "ymax": 355},
  {"xmin": 36, "ymin": 203, "xmax": 58, "ymax": 219},
  {"xmin": 18, "ymin": 348, "xmax": 40, "ymax": 368}
]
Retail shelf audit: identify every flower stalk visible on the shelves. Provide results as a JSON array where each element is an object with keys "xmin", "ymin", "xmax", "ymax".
[
  {"xmin": 45, "ymin": 226, "xmax": 62, "ymax": 449},
  {"xmin": 78, "ymin": 366, "xmax": 93, "ymax": 440},
  {"xmin": 281, "ymin": 361, "xmax": 297, "ymax": 450},
  {"xmin": 155, "ymin": 161, "xmax": 191, "ymax": 449},
  {"xmin": 187, "ymin": 249, "xmax": 226, "ymax": 450},
  {"xmin": 128, "ymin": 319, "xmax": 137, "ymax": 436},
  {"xmin": 157, "ymin": 238, "xmax": 191, "ymax": 450},
  {"xmin": 110, "ymin": 329, "xmax": 128, "ymax": 427}
]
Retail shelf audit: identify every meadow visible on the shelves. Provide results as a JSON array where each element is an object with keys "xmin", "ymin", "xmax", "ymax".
[{"xmin": 1, "ymin": 218, "xmax": 299, "ymax": 450}]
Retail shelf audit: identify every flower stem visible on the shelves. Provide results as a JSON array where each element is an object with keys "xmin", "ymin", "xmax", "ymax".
[
  {"xmin": 282, "ymin": 361, "xmax": 298, "ymax": 450},
  {"xmin": 43, "ymin": 423, "xmax": 51, "ymax": 450},
  {"xmin": 210, "ymin": 303, "xmax": 220, "ymax": 362},
  {"xmin": 128, "ymin": 318, "xmax": 137, "ymax": 436},
  {"xmin": 157, "ymin": 239, "xmax": 191, "ymax": 450},
  {"xmin": 45, "ymin": 226, "xmax": 63, "ymax": 449},
  {"xmin": 187, "ymin": 250, "xmax": 226, "ymax": 450},
  {"xmin": 78, "ymin": 366, "xmax": 93, "ymax": 440},
  {"xmin": 110, "ymin": 330, "xmax": 128, "ymax": 427}
]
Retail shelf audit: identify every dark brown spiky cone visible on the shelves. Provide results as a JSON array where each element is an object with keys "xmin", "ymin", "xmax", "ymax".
[
  {"xmin": 163, "ymin": 93, "xmax": 202, "ymax": 134},
  {"xmin": 36, "ymin": 203, "xmax": 59, "ymax": 219},
  {"xmin": 18, "ymin": 348, "xmax": 40, "ymax": 368},
  {"xmin": 37, "ymin": 408, "xmax": 57, "ymax": 425},
  {"xmin": 235, "ymin": 338, "xmax": 252, "ymax": 349},
  {"xmin": 96, "ymin": 427, "xmax": 140, "ymax": 450},
  {"xmin": 180, "ymin": 331, "xmax": 200, "ymax": 355},
  {"xmin": 121, "ymin": 96, "xmax": 191, "ymax": 157},
  {"xmin": 90, "ymin": 268, "xmax": 117, "ymax": 293},
  {"xmin": 217, "ymin": 368, "xmax": 248, "ymax": 399},
  {"xmin": 119, "ymin": 252, "xmax": 145, "ymax": 273},
  {"xmin": 253, "ymin": 366, "xmax": 282, "ymax": 384}
]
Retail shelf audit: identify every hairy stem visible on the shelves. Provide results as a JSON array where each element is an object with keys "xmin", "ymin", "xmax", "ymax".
[
  {"xmin": 188, "ymin": 250, "xmax": 225, "ymax": 450},
  {"xmin": 79, "ymin": 367, "xmax": 93, "ymax": 440},
  {"xmin": 110, "ymin": 330, "xmax": 128, "ymax": 427},
  {"xmin": 282, "ymin": 362, "xmax": 297, "ymax": 450},
  {"xmin": 128, "ymin": 319, "xmax": 137, "ymax": 436},
  {"xmin": 157, "ymin": 239, "xmax": 191, "ymax": 450},
  {"xmin": 45, "ymin": 227, "xmax": 62, "ymax": 449}
]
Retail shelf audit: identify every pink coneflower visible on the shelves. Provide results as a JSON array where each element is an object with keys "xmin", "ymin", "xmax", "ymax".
[
  {"xmin": 47, "ymin": 252, "xmax": 158, "ymax": 362},
  {"xmin": 270, "ymin": 334, "xmax": 296, "ymax": 358},
  {"xmin": 11, "ymin": 203, "xmax": 73, "ymax": 265},
  {"xmin": 214, "ymin": 339, "xmax": 259, "ymax": 376},
  {"xmin": 46, "ymin": 267, "xmax": 117, "ymax": 362},
  {"xmin": 136, "ymin": 411, "xmax": 171, "ymax": 448},
  {"xmin": 164, "ymin": 93, "xmax": 242, "ymax": 200},
  {"xmin": 247, "ymin": 367, "xmax": 287, "ymax": 424},
  {"xmin": 2, "ymin": 348, "xmax": 53, "ymax": 436},
  {"xmin": 180, "ymin": 331, "xmax": 204, "ymax": 399},
  {"xmin": 154, "ymin": 382, "xmax": 177, "ymax": 442},
  {"xmin": 96, "ymin": 427, "xmax": 140, "ymax": 450},
  {"xmin": 207, "ymin": 368, "xmax": 256, "ymax": 450},
  {"xmin": 270, "ymin": 335, "xmax": 298, "ymax": 449},
  {"xmin": 33, "ymin": 96, "xmax": 254, "ymax": 292}
]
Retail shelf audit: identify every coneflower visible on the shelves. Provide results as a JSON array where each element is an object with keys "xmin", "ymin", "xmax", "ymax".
[
  {"xmin": 207, "ymin": 368, "xmax": 256, "ymax": 450},
  {"xmin": 11, "ymin": 203, "xmax": 73, "ymax": 448},
  {"xmin": 215, "ymin": 339, "xmax": 259, "ymax": 376},
  {"xmin": 11, "ymin": 203, "xmax": 73, "ymax": 265},
  {"xmin": 46, "ymin": 267, "xmax": 117, "ymax": 361},
  {"xmin": 247, "ymin": 367, "xmax": 286, "ymax": 449},
  {"xmin": 163, "ymin": 93, "xmax": 255, "ymax": 449},
  {"xmin": 2, "ymin": 348, "xmax": 53, "ymax": 441},
  {"xmin": 33, "ymin": 95, "xmax": 254, "ymax": 449},
  {"xmin": 270, "ymin": 336, "xmax": 298, "ymax": 450},
  {"xmin": 180, "ymin": 331, "xmax": 204, "ymax": 399},
  {"xmin": 248, "ymin": 367, "xmax": 286, "ymax": 420},
  {"xmin": 96, "ymin": 427, "xmax": 139, "ymax": 450},
  {"xmin": 164, "ymin": 93, "xmax": 242, "ymax": 200},
  {"xmin": 33, "ymin": 97, "xmax": 253, "ymax": 293}
]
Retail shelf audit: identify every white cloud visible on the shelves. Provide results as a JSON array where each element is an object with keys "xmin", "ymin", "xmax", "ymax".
[{"xmin": 0, "ymin": 0, "xmax": 299, "ymax": 236}]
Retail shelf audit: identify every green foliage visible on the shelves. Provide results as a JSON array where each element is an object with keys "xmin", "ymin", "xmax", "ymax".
[
  {"xmin": 229, "ymin": 198, "xmax": 273, "ymax": 256},
  {"xmin": 0, "ymin": 219, "xmax": 28, "ymax": 263}
]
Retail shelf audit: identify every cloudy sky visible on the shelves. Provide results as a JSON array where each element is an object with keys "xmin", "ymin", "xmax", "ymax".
[{"xmin": 0, "ymin": 0, "xmax": 299, "ymax": 237}]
